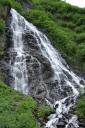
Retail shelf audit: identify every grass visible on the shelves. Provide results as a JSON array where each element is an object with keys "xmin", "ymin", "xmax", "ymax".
[
  {"xmin": 0, "ymin": 81, "xmax": 39, "ymax": 128},
  {"xmin": 75, "ymin": 95, "xmax": 85, "ymax": 118},
  {"xmin": 0, "ymin": 82, "xmax": 52, "ymax": 128}
]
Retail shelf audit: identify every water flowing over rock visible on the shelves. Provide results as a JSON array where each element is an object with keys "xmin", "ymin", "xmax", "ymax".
[{"xmin": 6, "ymin": 8, "xmax": 85, "ymax": 128}]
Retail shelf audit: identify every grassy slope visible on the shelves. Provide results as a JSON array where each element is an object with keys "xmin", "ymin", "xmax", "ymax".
[
  {"xmin": 0, "ymin": 82, "xmax": 52, "ymax": 128},
  {"xmin": 24, "ymin": 0, "xmax": 85, "ymax": 70},
  {"xmin": 0, "ymin": 82, "xmax": 40, "ymax": 128}
]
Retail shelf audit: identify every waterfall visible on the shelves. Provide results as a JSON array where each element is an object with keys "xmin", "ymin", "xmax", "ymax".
[
  {"xmin": 9, "ymin": 9, "xmax": 29, "ymax": 94},
  {"xmin": 8, "ymin": 9, "xmax": 85, "ymax": 128}
]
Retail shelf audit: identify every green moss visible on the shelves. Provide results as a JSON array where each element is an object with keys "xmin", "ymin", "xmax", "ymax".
[{"xmin": 75, "ymin": 95, "xmax": 85, "ymax": 118}]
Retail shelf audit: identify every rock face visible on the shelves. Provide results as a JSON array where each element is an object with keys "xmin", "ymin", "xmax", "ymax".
[{"xmin": 5, "ymin": 10, "xmax": 55, "ymax": 102}]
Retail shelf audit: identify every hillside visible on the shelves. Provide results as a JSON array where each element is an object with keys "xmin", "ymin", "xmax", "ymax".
[
  {"xmin": 0, "ymin": 0, "xmax": 85, "ymax": 72},
  {"xmin": 0, "ymin": 0, "xmax": 85, "ymax": 128},
  {"xmin": 0, "ymin": 81, "xmax": 52, "ymax": 128}
]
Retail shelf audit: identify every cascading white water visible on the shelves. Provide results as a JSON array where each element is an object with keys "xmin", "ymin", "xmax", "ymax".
[
  {"xmin": 10, "ymin": 9, "xmax": 85, "ymax": 128},
  {"xmin": 10, "ymin": 9, "xmax": 29, "ymax": 94}
]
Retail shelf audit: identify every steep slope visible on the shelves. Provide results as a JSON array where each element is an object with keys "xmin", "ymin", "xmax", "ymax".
[
  {"xmin": 0, "ymin": 0, "xmax": 85, "ymax": 128},
  {"xmin": 5, "ymin": 8, "xmax": 84, "ymax": 128},
  {"xmin": 23, "ymin": 0, "xmax": 85, "ymax": 71},
  {"xmin": 0, "ymin": 81, "xmax": 40, "ymax": 128},
  {"xmin": 0, "ymin": 81, "xmax": 52, "ymax": 128}
]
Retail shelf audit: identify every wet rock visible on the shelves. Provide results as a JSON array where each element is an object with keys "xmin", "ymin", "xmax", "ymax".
[
  {"xmin": 57, "ymin": 122, "xmax": 65, "ymax": 128},
  {"xmin": 79, "ymin": 119, "xmax": 85, "ymax": 127},
  {"xmin": 80, "ymin": 80, "xmax": 85, "ymax": 85}
]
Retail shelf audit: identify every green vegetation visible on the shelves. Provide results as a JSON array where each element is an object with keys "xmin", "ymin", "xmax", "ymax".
[
  {"xmin": 0, "ymin": 81, "xmax": 52, "ymax": 128},
  {"xmin": 23, "ymin": 9, "xmax": 77, "ymax": 64},
  {"xmin": 75, "ymin": 95, "xmax": 85, "ymax": 118},
  {"xmin": 0, "ymin": 0, "xmax": 85, "ymax": 69},
  {"xmin": 0, "ymin": 82, "xmax": 39, "ymax": 128},
  {"xmin": 0, "ymin": 19, "xmax": 5, "ymax": 34},
  {"xmin": 0, "ymin": 0, "xmax": 85, "ymax": 125},
  {"xmin": 38, "ymin": 105, "xmax": 53, "ymax": 118},
  {"xmin": 23, "ymin": 0, "xmax": 85, "ymax": 69}
]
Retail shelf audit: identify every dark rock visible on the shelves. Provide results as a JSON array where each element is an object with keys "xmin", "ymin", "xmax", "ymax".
[
  {"xmin": 80, "ymin": 80, "xmax": 85, "ymax": 85},
  {"xmin": 79, "ymin": 119, "xmax": 85, "ymax": 127},
  {"xmin": 57, "ymin": 121, "xmax": 65, "ymax": 128}
]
